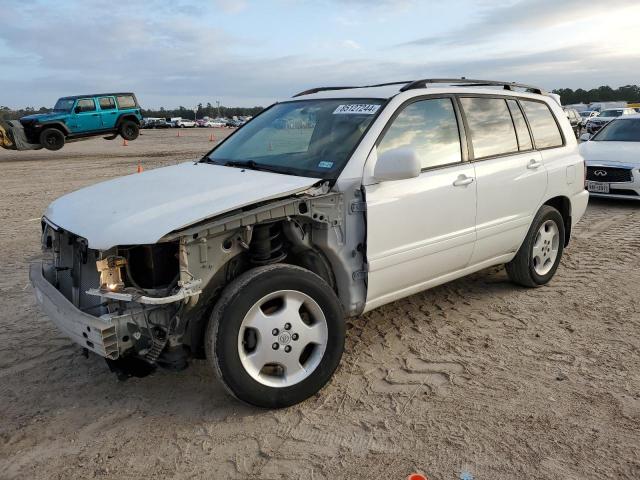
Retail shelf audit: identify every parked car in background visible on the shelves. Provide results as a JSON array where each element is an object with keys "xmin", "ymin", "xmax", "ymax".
[
  {"xmin": 174, "ymin": 118, "xmax": 197, "ymax": 128},
  {"xmin": 588, "ymin": 101, "xmax": 628, "ymax": 113},
  {"xmin": 30, "ymin": 78, "xmax": 588, "ymax": 408},
  {"xmin": 580, "ymin": 114, "xmax": 640, "ymax": 200},
  {"xmin": 585, "ymin": 108, "xmax": 637, "ymax": 134},
  {"xmin": 563, "ymin": 108, "xmax": 582, "ymax": 137},
  {"xmin": 200, "ymin": 119, "xmax": 225, "ymax": 128},
  {"xmin": 225, "ymin": 119, "xmax": 242, "ymax": 127},
  {"xmin": 19, "ymin": 93, "xmax": 142, "ymax": 150},
  {"xmin": 579, "ymin": 110, "xmax": 599, "ymax": 127}
]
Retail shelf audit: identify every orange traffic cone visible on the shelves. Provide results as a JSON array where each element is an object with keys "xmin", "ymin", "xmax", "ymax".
[
  {"xmin": 137, "ymin": 163, "xmax": 143, "ymax": 173},
  {"xmin": 407, "ymin": 474, "xmax": 428, "ymax": 480},
  {"xmin": 122, "ymin": 139, "xmax": 128, "ymax": 146},
  {"xmin": 209, "ymin": 133, "xmax": 216, "ymax": 142}
]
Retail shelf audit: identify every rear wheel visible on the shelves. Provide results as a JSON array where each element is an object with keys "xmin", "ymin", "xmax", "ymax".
[
  {"xmin": 206, "ymin": 264, "xmax": 345, "ymax": 408},
  {"xmin": 119, "ymin": 120, "xmax": 139, "ymax": 140},
  {"xmin": 506, "ymin": 205, "xmax": 565, "ymax": 287},
  {"xmin": 39, "ymin": 128, "xmax": 65, "ymax": 151}
]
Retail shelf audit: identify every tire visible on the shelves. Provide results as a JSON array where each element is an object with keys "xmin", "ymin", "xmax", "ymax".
[
  {"xmin": 205, "ymin": 264, "xmax": 345, "ymax": 408},
  {"xmin": 119, "ymin": 120, "xmax": 139, "ymax": 140},
  {"xmin": 39, "ymin": 128, "xmax": 65, "ymax": 151},
  {"xmin": 506, "ymin": 205, "xmax": 565, "ymax": 287}
]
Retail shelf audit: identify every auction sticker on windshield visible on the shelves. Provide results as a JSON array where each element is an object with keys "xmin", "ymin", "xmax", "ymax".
[{"xmin": 333, "ymin": 104, "xmax": 381, "ymax": 115}]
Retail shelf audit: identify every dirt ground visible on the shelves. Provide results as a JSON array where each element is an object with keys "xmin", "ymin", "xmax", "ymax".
[{"xmin": 0, "ymin": 129, "xmax": 639, "ymax": 480}]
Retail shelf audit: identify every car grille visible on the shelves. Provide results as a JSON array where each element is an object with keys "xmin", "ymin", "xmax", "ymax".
[{"xmin": 586, "ymin": 166, "xmax": 633, "ymax": 183}]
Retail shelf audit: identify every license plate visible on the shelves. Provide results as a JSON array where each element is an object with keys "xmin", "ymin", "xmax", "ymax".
[{"xmin": 587, "ymin": 181, "xmax": 610, "ymax": 193}]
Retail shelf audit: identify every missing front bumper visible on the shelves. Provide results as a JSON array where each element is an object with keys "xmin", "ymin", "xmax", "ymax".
[{"xmin": 29, "ymin": 262, "xmax": 119, "ymax": 359}]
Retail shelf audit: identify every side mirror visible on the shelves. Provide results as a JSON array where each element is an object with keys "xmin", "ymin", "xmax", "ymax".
[
  {"xmin": 579, "ymin": 133, "xmax": 591, "ymax": 142},
  {"xmin": 74, "ymin": 106, "xmax": 81, "ymax": 114},
  {"xmin": 373, "ymin": 147, "xmax": 421, "ymax": 182}
]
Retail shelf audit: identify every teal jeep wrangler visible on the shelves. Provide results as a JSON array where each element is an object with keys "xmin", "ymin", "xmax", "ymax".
[{"xmin": 19, "ymin": 93, "xmax": 143, "ymax": 151}]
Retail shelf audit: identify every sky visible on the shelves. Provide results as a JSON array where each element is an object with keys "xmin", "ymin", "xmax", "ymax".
[{"xmin": 1, "ymin": 0, "xmax": 639, "ymax": 109}]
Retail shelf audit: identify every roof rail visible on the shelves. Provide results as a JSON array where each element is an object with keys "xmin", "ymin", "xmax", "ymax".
[
  {"xmin": 292, "ymin": 81, "xmax": 412, "ymax": 98},
  {"xmin": 399, "ymin": 78, "xmax": 547, "ymax": 95}
]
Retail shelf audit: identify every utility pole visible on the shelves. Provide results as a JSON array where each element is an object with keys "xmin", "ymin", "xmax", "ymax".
[{"xmin": 216, "ymin": 100, "xmax": 220, "ymax": 119}]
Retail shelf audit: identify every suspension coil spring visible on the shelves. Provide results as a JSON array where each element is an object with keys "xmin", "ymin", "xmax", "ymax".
[{"xmin": 249, "ymin": 223, "xmax": 287, "ymax": 265}]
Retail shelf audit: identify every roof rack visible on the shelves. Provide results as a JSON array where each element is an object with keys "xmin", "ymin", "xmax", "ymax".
[
  {"xmin": 399, "ymin": 78, "xmax": 546, "ymax": 95},
  {"xmin": 292, "ymin": 78, "xmax": 547, "ymax": 98},
  {"xmin": 292, "ymin": 81, "xmax": 412, "ymax": 98}
]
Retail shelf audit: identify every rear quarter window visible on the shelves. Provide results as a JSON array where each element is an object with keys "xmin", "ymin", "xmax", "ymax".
[
  {"xmin": 116, "ymin": 95, "xmax": 136, "ymax": 109},
  {"xmin": 520, "ymin": 100, "xmax": 563, "ymax": 149}
]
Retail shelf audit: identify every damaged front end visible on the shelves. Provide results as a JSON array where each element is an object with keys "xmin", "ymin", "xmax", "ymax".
[
  {"xmin": 32, "ymin": 220, "xmax": 202, "ymax": 378},
  {"xmin": 31, "ymin": 184, "xmax": 366, "ymax": 380}
]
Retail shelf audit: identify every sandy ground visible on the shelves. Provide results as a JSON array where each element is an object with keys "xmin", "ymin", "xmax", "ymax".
[{"xmin": 0, "ymin": 129, "xmax": 639, "ymax": 480}]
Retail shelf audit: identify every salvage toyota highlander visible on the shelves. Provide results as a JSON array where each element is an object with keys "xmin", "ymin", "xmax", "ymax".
[{"xmin": 31, "ymin": 79, "xmax": 589, "ymax": 408}]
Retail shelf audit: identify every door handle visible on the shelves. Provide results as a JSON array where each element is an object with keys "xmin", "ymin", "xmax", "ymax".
[
  {"xmin": 453, "ymin": 175, "xmax": 474, "ymax": 187},
  {"xmin": 91, "ymin": 114, "xmax": 99, "ymax": 117},
  {"xmin": 527, "ymin": 159, "xmax": 543, "ymax": 169}
]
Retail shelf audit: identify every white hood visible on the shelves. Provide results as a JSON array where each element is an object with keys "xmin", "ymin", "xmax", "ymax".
[
  {"xmin": 579, "ymin": 141, "xmax": 640, "ymax": 165},
  {"xmin": 45, "ymin": 162, "xmax": 320, "ymax": 250}
]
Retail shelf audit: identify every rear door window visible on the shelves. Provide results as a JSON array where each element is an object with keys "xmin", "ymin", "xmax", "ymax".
[
  {"xmin": 116, "ymin": 95, "xmax": 136, "ymax": 109},
  {"xmin": 377, "ymin": 98, "xmax": 462, "ymax": 169},
  {"xmin": 507, "ymin": 99, "xmax": 533, "ymax": 151},
  {"xmin": 76, "ymin": 99, "xmax": 96, "ymax": 112},
  {"xmin": 459, "ymin": 97, "xmax": 518, "ymax": 159},
  {"xmin": 520, "ymin": 100, "xmax": 563, "ymax": 149},
  {"xmin": 99, "ymin": 97, "xmax": 116, "ymax": 110}
]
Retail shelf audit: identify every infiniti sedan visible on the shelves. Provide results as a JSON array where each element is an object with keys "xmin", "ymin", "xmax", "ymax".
[{"xmin": 580, "ymin": 114, "xmax": 640, "ymax": 200}]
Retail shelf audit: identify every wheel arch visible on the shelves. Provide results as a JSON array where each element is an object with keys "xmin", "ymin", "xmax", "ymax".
[
  {"xmin": 40, "ymin": 122, "xmax": 70, "ymax": 135},
  {"xmin": 542, "ymin": 195, "xmax": 572, "ymax": 246},
  {"xmin": 116, "ymin": 114, "xmax": 141, "ymax": 128}
]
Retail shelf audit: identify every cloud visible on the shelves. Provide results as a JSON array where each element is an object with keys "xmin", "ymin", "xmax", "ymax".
[
  {"xmin": 398, "ymin": 0, "xmax": 639, "ymax": 46},
  {"xmin": 213, "ymin": 0, "xmax": 247, "ymax": 14},
  {"xmin": 342, "ymin": 40, "xmax": 362, "ymax": 50},
  {"xmin": 0, "ymin": 0, "xmax": 638, "ymax": 108}
]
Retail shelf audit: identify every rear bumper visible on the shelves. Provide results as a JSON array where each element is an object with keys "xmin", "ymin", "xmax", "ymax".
[
  {"xmin": 570, "ymin": 189, "xmax": 589, "ymax": 228},
  {"xmin": 29, "ymin": 262, "xmax": 119, "ymax": 359}
]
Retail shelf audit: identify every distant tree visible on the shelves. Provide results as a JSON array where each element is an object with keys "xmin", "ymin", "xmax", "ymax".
[{"xmin": 552, "ymin": 84, "xmax": 640, "ymax": 104}]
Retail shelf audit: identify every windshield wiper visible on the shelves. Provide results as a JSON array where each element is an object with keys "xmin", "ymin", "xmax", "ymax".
[{"xmin": 222, "ymin": 159, "xmax": 286, "ymax": 174}]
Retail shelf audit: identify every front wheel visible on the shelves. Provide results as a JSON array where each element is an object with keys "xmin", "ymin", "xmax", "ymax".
[
  {"xmin": 39, "ymin": 128, "xmax": 65, "ymax": 151},
  {"xmin": 506, "ymin": 205, "xmax": 565, "ymax": 287},
  {"xmin": 206, "ymin": 264, "xmax": 345, "ymax": 408}
]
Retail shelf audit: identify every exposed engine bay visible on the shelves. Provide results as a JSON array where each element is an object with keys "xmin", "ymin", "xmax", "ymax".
[{"xmin": 37, "ymin": 187, "xmax": 367, "ymax": 378}]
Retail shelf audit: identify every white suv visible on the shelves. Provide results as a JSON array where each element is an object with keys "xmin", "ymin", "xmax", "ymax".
[{"xmin": 31, "ymin": 79, "xmax": 588, "ymax": 408}]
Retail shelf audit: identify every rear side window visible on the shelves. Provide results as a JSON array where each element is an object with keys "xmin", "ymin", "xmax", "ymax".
[
  {"xmin": 378, "ymin": 98, "xmax": 462, "ymax": 169},
  {"xmin": 520, "ymin": 100, "xmax": 563, "ymax": 149},
  {"xmin": 99, "ymin": 97, "xmax": 116, "ymax": 110},
  {"xmin": 507, "ymin": 99, "xmax": 533, "ymax": 151},
  {"xmin": 76, "ymin": 99, "xmax": 96, "ymax": 112},
  {"xmin": 116, "ymin": 95, "xmax": 136, "ymax": 109},
  {"xmin": 460, "ymin": 97, "xmax": 518, "ymax": 159}
]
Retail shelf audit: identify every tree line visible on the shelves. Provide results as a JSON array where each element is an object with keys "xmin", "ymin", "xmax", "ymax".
[
  {"xmin": 551, "ymin": 84, "xmax": 640, "ymax": 105},
  {"xmin": 2, "ymin": 84, "xmax": 640, "ymax": 120}
]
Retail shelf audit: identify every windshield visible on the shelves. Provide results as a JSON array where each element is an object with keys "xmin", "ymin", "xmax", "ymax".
[
  {"xmin": 593, "ymin": 119, "xmax": 640, "ymax": 142},
  {"xmin": 599, "ymin": 109, "xmax": 623, "ymax": 117},
  {"xmin": 205, "ymin": 99, "xmax": 385, "ymax": 178},
  {"xmin": 580, "ymin": 111, "xmax": 592, "ymax": 118},
  {"xmin": 52, "ymin": 98, "xmax": 75, "ymax": 112}
]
